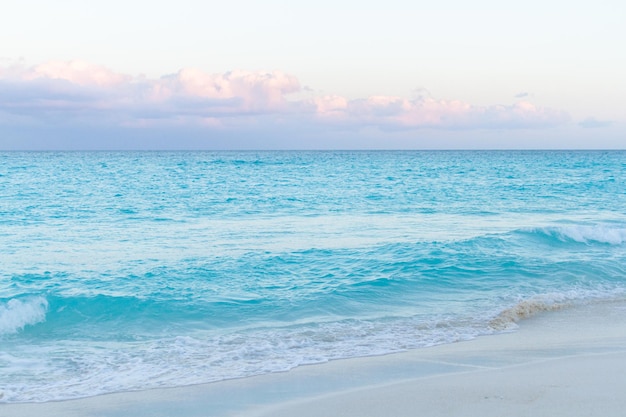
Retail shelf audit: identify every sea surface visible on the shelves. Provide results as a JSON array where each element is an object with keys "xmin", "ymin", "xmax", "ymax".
[{"xmin": 1, "ymin": 150, "xmax": 625, "ymax": 403}]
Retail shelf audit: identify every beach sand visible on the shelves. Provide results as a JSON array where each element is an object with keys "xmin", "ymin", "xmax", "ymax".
[{"xmin": 3, "ymin": 301, "xmax": 626, "ymax": 417}]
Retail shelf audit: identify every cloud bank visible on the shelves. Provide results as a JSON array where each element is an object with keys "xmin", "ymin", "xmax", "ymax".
[{"xmin": 0, "ymin": 60, "xmax": 577, "ymax": 149}]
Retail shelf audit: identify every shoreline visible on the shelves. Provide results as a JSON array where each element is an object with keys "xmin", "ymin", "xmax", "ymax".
[{"xmin": 3, "ymin": 300, "xmax": 626, "ymax": 417}]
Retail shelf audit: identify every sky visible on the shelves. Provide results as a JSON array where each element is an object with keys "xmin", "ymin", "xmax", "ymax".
[{"xmin": 1, "ymin": 0, "xmax": 624, "ymax": 150}]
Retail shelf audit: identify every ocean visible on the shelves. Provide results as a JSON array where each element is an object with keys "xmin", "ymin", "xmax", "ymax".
[{"xmin": 1, "ymin": 150, "xmax": 625, "ymax": 403}]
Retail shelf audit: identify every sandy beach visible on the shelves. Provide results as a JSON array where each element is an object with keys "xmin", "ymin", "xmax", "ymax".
[{"xmin": 3, "ymin": 300, "xmax": 626, "ymax": 417}]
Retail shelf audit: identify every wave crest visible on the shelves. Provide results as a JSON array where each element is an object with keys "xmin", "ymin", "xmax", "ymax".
[
  {"xmin": 0, "ymin": 297, "xmax": 48, "ymax": 336},
  {"xmin": 529, "ymin": 225, "xmax": 626, "ymax": 245}
]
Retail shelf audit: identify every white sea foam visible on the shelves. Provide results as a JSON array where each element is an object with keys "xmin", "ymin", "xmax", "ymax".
[
  {"xmin": 0, "ymin": 297, "xmax": 48, "ymax": 336},
  {"xmin": 0, "ymin": 315, "xmax": 486, "ymax": 402}
]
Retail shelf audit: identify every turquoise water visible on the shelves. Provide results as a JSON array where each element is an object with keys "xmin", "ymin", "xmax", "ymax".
[{"xmin": 1, "ymin": 151, "xmax": 625, "ymax": 402}]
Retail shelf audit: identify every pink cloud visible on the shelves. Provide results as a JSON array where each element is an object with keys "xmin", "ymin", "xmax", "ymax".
[
  {"xmin": 308, "ymin": 95, "xmax": 568, "ymax": 130},
  {"xmin": 0, "ymin": 60, "xmax": 569, "ymax": 131},
  {"xmin": 311, "ymin": 95, "xmax": 349, "ymax": 118},
  {"xmin": 149, "ymin": 68, "xmax": 300, "ymax": 111},
  {"xmin": 14, "ymin": 60, "xmax": 130, "ymax": 87}
]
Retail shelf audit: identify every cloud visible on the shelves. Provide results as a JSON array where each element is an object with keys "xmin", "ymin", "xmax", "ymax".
[
  {"xmin": 309, "ymin": 95, "xmax": 568, "ymax": 130},
  {"xmin": 578, "ymin": 117, "xmax": 613, "ymax": 129},
  {"xmin": 146, "ymin": 68, "xmax": 300, "ymax": 111},
  {"xmin": 0, "ymin": 60, "xmax": 569, "ymax": 135},
  {"xmin": 0, "ymin": 61, "xmax": 301, "ymax": 128},
  {"xmin": 515, "ymin": 92, "xmax": 529, "ymax": 98},
  {"xmin": 0, "ymin": 60, "xmax": 130, "ymax": 88},
  {"xmin": 31, "ymin": 60, "xmax": 131, "ymax": 87}
]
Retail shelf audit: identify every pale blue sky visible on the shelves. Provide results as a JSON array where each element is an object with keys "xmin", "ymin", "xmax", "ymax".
[{"xmin": 1, "ymin": 0, "xmax": 624, "ymax": 149}]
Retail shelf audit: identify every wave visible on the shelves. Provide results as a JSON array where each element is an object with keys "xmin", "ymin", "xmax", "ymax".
[
  {"xmin": 488, "ymin": 285, "xmax": 626, "ymax": 331},
  {"xmin": 3, "ymin": 288, "xmax": 626, "ymax": 402},
  {"xmin": 489, "ymin": 298, "xmax": 565, "ymax": 330},
  {"xmin": 0, "ymin": 297, "xmax": 48, "ymax": 336},
  {"xmin": 520, "ymin": 224, "xmax": 626, "ymax": 245}
]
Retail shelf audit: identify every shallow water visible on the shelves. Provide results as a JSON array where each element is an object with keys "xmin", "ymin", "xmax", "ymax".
[{"xmin": 1, "ymin": 150, "xmax": 625, "ymax": 402}]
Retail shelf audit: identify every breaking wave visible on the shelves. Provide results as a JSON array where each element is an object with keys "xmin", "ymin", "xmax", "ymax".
[
  {"xmin": 523, "ymin": 224, "xmax": 626, "ymax": 245},
  {"xmin": 0, "ymin": 297, "xmax": 48, "ymax": 336}
]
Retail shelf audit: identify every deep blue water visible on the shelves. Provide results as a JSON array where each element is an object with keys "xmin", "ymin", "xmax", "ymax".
[{"xmin": 1, "ymin": 151, "xmax": 625, "ymax": 402}]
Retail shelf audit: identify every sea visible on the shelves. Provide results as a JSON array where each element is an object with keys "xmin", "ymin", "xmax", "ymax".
[{"xmin": 1, "ymin": 150, "xmax": 625, "ymax": 403}]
